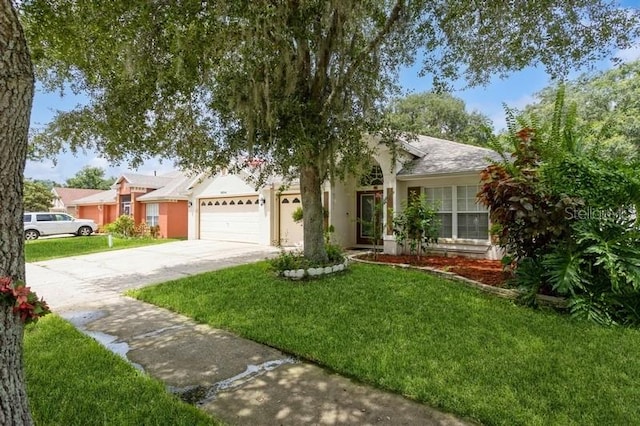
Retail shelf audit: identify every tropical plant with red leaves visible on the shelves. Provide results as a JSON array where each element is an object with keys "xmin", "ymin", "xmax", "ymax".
[{"xmin": 0, "ymin": 277, "xmax": 50, "ymax": 324}]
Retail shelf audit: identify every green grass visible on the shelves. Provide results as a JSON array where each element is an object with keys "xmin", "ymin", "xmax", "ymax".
[
  {"xmin": 130, "ymin": 262, "xmax": 640, "ymax": 425},
  {"xmin": 24, "ymin": 315, "xmax": 219, "ymax": 426},
  {"xmin": 25, "ymin": 235, "xmax": 179, "ymax": 262}
]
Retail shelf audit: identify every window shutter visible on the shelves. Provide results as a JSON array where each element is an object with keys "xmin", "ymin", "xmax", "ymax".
[
  {"xmin": 408, "ymin": 186, "xmax": 421, "ymax": 202},
  {"xmin": 386, "ymin": 188, "xmax": 394, "ymax": 235}
]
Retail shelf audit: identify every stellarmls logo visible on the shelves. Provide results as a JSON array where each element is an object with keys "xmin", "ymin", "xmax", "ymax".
[{"xmin": 565, "ymin": 206, "xmax": 635, "ymax": 221}]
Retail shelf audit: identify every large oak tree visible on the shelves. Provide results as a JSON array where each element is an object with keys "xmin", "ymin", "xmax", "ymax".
[
  {"xmin": 20, "ymin": 1, "xmax": 640, "ymax": 263},
  {"xmin": 387, "ymin": 92, "xmax": 494, "ymax": 146},
  {"xmin": 0, "ymin": 0, "xmax": 35, "ymax": 424}
]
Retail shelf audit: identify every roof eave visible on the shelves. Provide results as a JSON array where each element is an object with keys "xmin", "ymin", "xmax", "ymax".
[{"xmin": 396, "ymin": 169, "xmax": 485, "ymax": 181}]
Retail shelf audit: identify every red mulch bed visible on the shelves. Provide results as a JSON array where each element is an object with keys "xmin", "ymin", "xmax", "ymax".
[{"xmin": 357, "ymin": 253, "xmax": 511, "ymax": 287}]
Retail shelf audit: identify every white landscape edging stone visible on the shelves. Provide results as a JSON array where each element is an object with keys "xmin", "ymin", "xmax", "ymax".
[{"xmin": 281, "ymin": 260, "xmax": 349, "ymax": 280}]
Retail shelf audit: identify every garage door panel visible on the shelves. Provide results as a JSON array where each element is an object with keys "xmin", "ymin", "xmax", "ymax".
[
  {"xmin": 199, "ymin": 196, "xmax": 260, "ymax": 243},
  {"xmin": 279, "ymin": 194, "xmax": 304, "ymax": 246}
]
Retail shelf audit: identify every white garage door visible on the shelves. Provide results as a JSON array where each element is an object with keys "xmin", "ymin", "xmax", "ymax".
[
  {"xmin": 279, "ymin": 194, "xmax": 304, "ymax": 246},
  {"xmin": 199, "ymin": 196, "xmax": 260, "ymax": 243}
]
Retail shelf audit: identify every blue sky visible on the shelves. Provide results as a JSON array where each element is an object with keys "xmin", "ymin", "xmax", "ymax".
[{"xmin": 25, "ymin": 29, "xmax": 640, "ymax": 183}]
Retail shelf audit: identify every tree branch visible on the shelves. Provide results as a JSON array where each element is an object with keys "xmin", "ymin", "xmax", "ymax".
[{"xmin": 322, "ymin": 0, "xmax": 405, "ymax": 115}]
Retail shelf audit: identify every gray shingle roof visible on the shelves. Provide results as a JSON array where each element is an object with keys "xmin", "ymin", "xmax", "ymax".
[
  {"xmin": 117, "ymin": 172, "xmax": 176, "ymax": 189},
  {"xmin": 136, "ymin": 172, "xmax": 193, "ymax": 201},
  {"xmin": 397, "ymin": 135, "xmax": 501, "ymax": 177}
]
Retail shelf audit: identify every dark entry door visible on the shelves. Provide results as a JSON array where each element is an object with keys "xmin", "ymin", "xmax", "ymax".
[{"xmin": 356, "ymin": 190, "xmax": 383, "ymax": 245}]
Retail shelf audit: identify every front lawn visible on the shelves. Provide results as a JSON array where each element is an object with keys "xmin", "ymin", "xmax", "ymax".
[
  {"xmin": 25, "ymin": 235, "xmax": 179, "ymax": 262},
  {"xmin": 130, "ymin": 262, "xmax": 640, "ymax": 425},
  {"xmin": 24, "ymin": 315, "xmax": 218, "ymax": 425}
]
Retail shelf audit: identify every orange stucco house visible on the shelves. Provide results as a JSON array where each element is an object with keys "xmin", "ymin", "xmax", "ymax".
[{"xmin": 72, "ymin": 171, "xmax": 191, "ymax": 238}]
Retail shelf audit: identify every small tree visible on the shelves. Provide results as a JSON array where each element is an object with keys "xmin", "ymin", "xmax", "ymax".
[
  {"xmin": 23, "ymin": 180, "xmax": 54, "ymax": 211},
  {"xmin": 392, "ymin": 194, "xmax": 440, "ymax": 259}
]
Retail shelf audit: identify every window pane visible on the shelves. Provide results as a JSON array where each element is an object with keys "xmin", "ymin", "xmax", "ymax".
[
  {"xmin": 457, "ymin": 185, "xmax": 486, "ymax": 212},
  {"xmin": 425, "ymin": 187, "xmax": 452, "ymax": 211},
  {"xmin": 145, "ymin": 203, "xmax": 159, "ymax": 226},
  {"xmin": 437, "ymin": 213, "xmax": 453, "ymax": 238},
  {"xmin": 457, "ymin": 213, "xmax": 489, "ymax": 239}
]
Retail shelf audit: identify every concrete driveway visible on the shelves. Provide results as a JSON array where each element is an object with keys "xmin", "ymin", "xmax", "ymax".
[{"xmin": 26, "ymin": 239, "xmax": 279, "ymax": 313}]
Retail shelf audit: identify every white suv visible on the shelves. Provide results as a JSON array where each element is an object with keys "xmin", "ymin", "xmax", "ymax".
[{"xmin": 23, "ymin": 212, "xmax": 98, "ymax": 240}]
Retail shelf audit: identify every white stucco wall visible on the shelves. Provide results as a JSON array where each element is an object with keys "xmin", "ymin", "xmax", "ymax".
[{"xmin": 327, "ymin": 178, "xmax": 356, "ymax": 248}]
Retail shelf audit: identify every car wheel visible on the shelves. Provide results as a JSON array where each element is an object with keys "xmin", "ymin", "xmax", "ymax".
[
  {"xmin": 24, "ymin": 229, "xmax": 40, "ymax": 240},
  {"xmin": 77, "ymin": 226, "xmax": 93, "ymax": 237}
]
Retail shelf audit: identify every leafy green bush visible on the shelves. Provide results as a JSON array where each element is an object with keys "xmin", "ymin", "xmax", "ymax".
[
  {"xmin": 292, "ymin": 206, "xmax": 303, "ymax": 223},
  {"xmin": 270, "ymin": 244, "xmax": 346, "ymax": 276},
  {"xmin": 325, "ymin": 243, "xmax": 345, "ymax": 264},
  {"xmin": 543, "ymin": 216, "xmax": 640, "ymax": 326},
  {"xmin": 479, "ymin": 90, "xmax": 640, "ymax": 325},
  {"xmin": 392, "ymin": 194, "xmax": 439, "ymax": 258},
  {"xmin": 269, "ymin": 250, "xmax": 310, "ymax": 271},
  {"xmin": 105, "ymin": 215, "xmax": 136, "ymax": 238}
]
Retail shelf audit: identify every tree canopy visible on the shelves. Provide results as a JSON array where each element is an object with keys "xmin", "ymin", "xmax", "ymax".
[
  {"xmin": 65, "ymin": 166, "xmax": 114, "ymax": 190},
  {"xmin": 20, "ymin": 0, "xmax": 640, "ymax": 262},
  {"xmin": 387, "ymin": 92, "xmax": 494, "ymax": 146},
  {"xmin": 521, "ymin": 60, "xmax": 640, "ymax": 160},
  {"xmin": 23, "ymin": 180, "xmax": 54, "ymax": 211}
]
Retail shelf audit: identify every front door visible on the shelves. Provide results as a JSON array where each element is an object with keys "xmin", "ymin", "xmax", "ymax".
[{"xmin": 356, "ymin": 190, "xmax": 383, "ymax": 245}]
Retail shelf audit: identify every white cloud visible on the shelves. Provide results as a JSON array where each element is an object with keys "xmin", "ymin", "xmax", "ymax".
[
  {"xmin": 24, "ymin": 159, "xmax": 65, "ymax": 183},
  {"xmin": 88, "ymin": 156, "xmax": 110, "ymax": 169},
  {"xmin": 615, "ymin": 45, "xmax": 640, "ymax": 63}
]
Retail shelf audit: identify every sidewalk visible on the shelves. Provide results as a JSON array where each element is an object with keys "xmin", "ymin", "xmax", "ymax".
[{"xmin": 27, "ymin": 240, "xmax": 473, "ymax": 425}]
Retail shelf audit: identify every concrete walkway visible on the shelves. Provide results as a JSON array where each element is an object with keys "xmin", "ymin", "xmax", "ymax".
[{"xmin": 26, "ymin": 240, "xmax": 472, "ymax": 425}]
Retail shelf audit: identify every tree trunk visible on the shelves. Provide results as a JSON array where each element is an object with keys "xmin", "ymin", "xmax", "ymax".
[
  {"xmin": 300, "ymin": 164, "xmax": 328, "ymax": 264},
  {"xmin": 0, "ymin": 1, "xmax": 36, "ymax": 424}
]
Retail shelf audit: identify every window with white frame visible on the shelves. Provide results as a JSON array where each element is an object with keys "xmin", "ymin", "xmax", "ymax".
[
  {"xmin": 424, "ymin": 187, "xmax": 453, "ymax": 238},
  {"xmin": 424, "ymin": 185, "xmax": 489, "ymax": 241},
  {"xmin": 145, "ymin": 203, "xmax": 159, "ymax": 226},
  {"xmin": 456, "ymin": 185, "xmax": 489, "ymax": 239}
]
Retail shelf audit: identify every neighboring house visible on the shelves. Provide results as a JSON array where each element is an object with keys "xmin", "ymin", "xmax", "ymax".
[
  {"xmin": 72, "ymin": 171, "xmax": 192, "ymax": 238},
  {"xmin": 186, "ymin": 135, "xmax": 503, "ymax": 259},
  {"xmin": 51, "ymin": 187, "xmax": 104, "ymax": 217}
]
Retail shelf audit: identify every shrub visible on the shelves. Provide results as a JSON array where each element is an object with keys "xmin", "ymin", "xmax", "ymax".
[
  {"xmin": 269, "ymin": 249, "xmax": 310, "ymax": 272},
  {"xmin": 479, "ymin": 90, "xmax": 640, "ymax": 325},
  {"xmin": 105, "ymin": 215, "xmax": 135, "ymax": 238},
  {"xmin": 325, "ymin": 243, "xmax": 345, "ymax": 264},
  {"xmin": 543, "ymin": 216, "xmax": 640, "ymax": 326},
  {"xmin": 270, "ymin": 244, "xmax": 346, "ymax": 276},
  {"xmin": 292, "ymin": 206, "xmax": 303, "ymax": 223},
  {"xmin": 392, "ymin": 194, "xmax": 439, "ymax": 258}
]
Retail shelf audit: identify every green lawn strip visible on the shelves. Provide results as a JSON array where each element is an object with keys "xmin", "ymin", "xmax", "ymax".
[
  {"xmin": 25, "ymin": 236, "xmax": 180, "ymax": 262},
  {"xmin": 24, "ymin": 315, "xmax": 218, "ymax": 426},
  {"xmin": 130, "ymin": 262, "xmax": 640, "ymax": 425}
]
